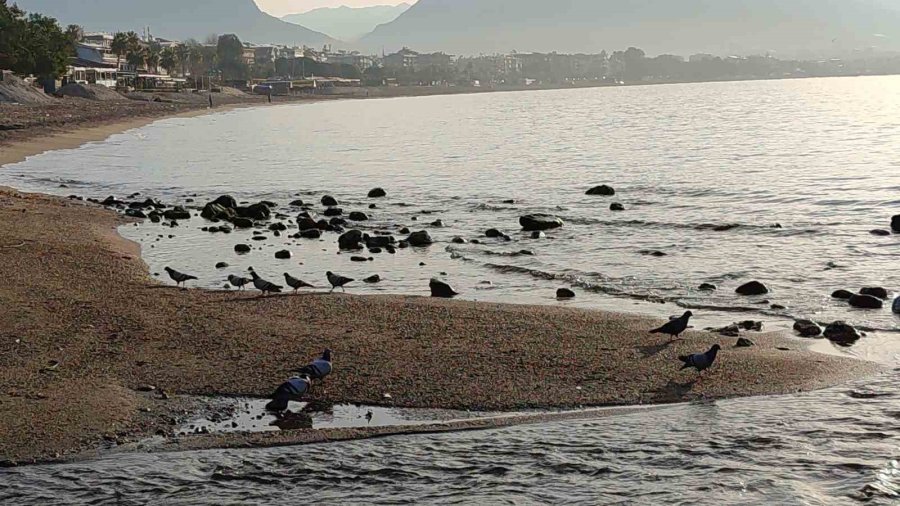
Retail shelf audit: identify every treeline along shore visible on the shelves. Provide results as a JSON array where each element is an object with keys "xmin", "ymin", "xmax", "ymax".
[{"xmin": 0, "ymin": 159, "xmax": 880, "ymax": 464}]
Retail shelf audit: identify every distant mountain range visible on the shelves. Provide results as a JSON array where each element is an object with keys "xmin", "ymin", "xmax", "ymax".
[
  {"xmin": 14, "ymin": 0, "xmax": 335, "ymax": 47},
  {"xmin": 359, "ymin": 0, "xmax": 900, "ymax": 57},
  {"xmin": 283, "ymin": 4, "xmax": 410, "ymax": 42}
]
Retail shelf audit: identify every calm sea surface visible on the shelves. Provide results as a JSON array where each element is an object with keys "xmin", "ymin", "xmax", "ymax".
[{"xmin": 3, "ymin": 77, "xmax": 900, "ymax": 503}]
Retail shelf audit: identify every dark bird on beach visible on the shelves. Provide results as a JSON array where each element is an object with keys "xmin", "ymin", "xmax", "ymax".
[
  {"xmin": 165, "ymin": 267, "xmax": 197, "ymax": 288},
  {"xmin": 250, "ymin": 270, "xmax": 283, "ymax": 295},
  {"xmin": 284, "ymin": 273, "xmax": 315, "ymax": 292},
  {"xmin": 265, "ymin": 375, "xmax": 311, "ymax": 412},
  {"xmin": 678, "ymin": 344, "xmax": 721, "ymax": 375},
  {"xmin": 650, "ymin": 311, "xmax": 693, "ymax": 339},
  {"xmin": 365, "ymin": 410, "xmax": 373, "ymax": 424},
  {"xmin": 327, "ymin": 271, "xmax": 354, "ymax": 292},
  {"xmin": 228, "ymin": 274, "xmax": 251, "ymax": 291},
  {"xmin": 294, "ymin": 348, "xmax": 333, "ymax": 383}
]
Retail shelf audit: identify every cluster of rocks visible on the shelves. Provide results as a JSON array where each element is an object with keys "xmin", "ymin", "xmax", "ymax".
[
  {"xmin": 708, "ymin": 320, "xmax": 764, "ymax": 337},
  {"xmin": 832, "ymin": 286, "xmax": 896, "ymax": 311}
]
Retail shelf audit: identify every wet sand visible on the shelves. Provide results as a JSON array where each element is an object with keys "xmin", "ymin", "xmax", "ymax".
[{"xmin": 0, "ymin": 184, "xmax": 881, "ymax": 465}]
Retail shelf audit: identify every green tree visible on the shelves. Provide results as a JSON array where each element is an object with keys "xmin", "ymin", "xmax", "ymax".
[
  {"xmin": 160, "ymin": 47, "xmax": 177, "ymax": 75},
  {"xmin": 0, "ymin": 0, "xmax": 26, "ymax": 71},
  {"xmin": 175, "ymin": 43, "xmax": 190, "ymax": 76},
  {"xmin": 111, "ymin": 32, "xmax": 128, "ymax": 69}
]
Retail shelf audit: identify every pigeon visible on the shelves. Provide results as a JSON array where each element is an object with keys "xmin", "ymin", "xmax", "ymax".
[
  {"xmin": 228, "ymin": 274, "xmax": 251, "ymax": 291},
  {"xmin": 294, "ymin": 348, "xmax": 333, "ymax": 382},
  {"xmin": 165, "ymin": 267, "xmax": 197, "ymax": 288},
  {"xmin": 678, "ymin": 344, "xmax": 721, "ymax": 374},
  {"xmin": 650, "ymin": 311, "xmax": 693, "ymax": 339},
  {"xmin": 284, "ymin": 273, "xmax": 315, "ymax": 292},
  {"xmin": 250, "ymin": 270, "xmax": 283, "ymax": 295},
  {"xmin": 265, "ymin": 375, "xmax": 311, "ymax": 412},
  {"xmin": 327, "ymin": 271, "xmax": 354, "ymax": 292}
]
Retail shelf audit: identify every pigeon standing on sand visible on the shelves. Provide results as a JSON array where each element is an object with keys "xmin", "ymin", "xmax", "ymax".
[
  {"xmin": 327, "ymin": 271, "xmax": 354, "ymax": 292},
  {"xmin": 294, "ymin": 348, "xmax": 333, "ymax": 385},
  {"xmin": 165, "ymin": 267, "xmax": 198, "ymax": 289},
  {"xmin": 228, "ymin": 274, "xmax": 251, "ymax": 291},
  {"xmin": 250, "ymin": 271, "xmax": 283, "ymax": 295},
  {"xmin": 678, "ymin": 344, "xmax": 721, "ymax": 376},
  {"xmin": 284, "ymin": 273, "xmax": 314, "ymax": 292},
  {"xmin": 650, "ymin": 311, "xmax": 694, "ymax": 339},
  {"xmin": 265, "ymin": 375, "xmax": 311, "ymax": 412}
]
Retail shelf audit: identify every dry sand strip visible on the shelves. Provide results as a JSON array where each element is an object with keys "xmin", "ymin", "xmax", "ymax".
[{"xmin": 0, "ymin": 186, "xmax": 881, "ymax": 465}]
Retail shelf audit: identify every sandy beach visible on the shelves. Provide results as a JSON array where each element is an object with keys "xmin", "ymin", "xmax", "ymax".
[{"xmin": 0, "ymin": 146, "xmax": 881, "ymax": 465}]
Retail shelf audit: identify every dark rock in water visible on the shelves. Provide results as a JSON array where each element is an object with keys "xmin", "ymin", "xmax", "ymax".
[
  {"xmin": 330, "ymin": 217, "xmax": 348, "ymax": 227},
  {"xmin": 369, "ymin": 247, "xmax": 383, "ymax": 254},
  {"xmin": 368, "ymin": 188, "xmax": 387, "ymax": 198},
  {"xmin": 451, "ymin": 236, "xmax": 468, "ymax": 244},
  {"xmin": 735, "ymin": 337, "xmax": 755, "ymax": 348},
  {"xmin": 860, "ymin": 287, "xmax": 889, "ymax": 300},
  {"xmin": 201, "ymin": 203, "xmax": 235, "ymax": 221},
  {"xmin": 297, "ymin": 216, "xmax": 318, "ymax": 230},
  {"xmin": 519, "ymin": 214, "xmax": 564, "ymax": 231},
  {"xmin": 586, "ymin": 185, "xmax": 615, "ymax": 196},
  {"xmin": 215, "ymin": 262, "xmax": 229, "ymax": 269},
  {"xmin": 233, "ymin": 218, "xmax": 254, "ymax": 228},
  {"xmin": 399, "ymin": 227, "xmax": 410, "ymax": 234},
  {"xmin": 406, "ymin": 230, "xmax": 434, "ymax": 247},
  {"xmin": 211, "ymin": 195, "xmax": 237, "ymax": 209},
  {"xmin": 531, "ymin": 231, "xmax": 546, "ymax": 239},
  {"xmin": 339, "ymin": 230, "xmax": 365, "ymax": 250},
  {"xmin": 385, "ymin": 245, "xmax": 396, "ymax": 254},
  {"xmin": 793, "ymin": 319, "xmax": 822, "ymax": 338},
  {"xmin": 832, "ymin": 289, "xmax": 854, "ymax": 300},
  {"xmin": 261, "ymin": 201, "xmax": 277, "ymax": 208},
  {"xmin": 101, "ymin": 195, "xmax": 123, "ymax": 207},
  {"xmin": 322, "ymin": 195, "xmax": 338, "ymax": 207},
  {"xmin": 268, "ymin": 222, "xmax": 287, "ymax": 232},
  {"xmin": 870, "ymin": 229, "xmax": 891, "ymax": 236},
  {"xmin": 610, "ymin": 203, "xmax": 625, "ymax": 211},
  {"xmin": 289, "ymin": 199, "xmax": 305, "ymax": 207},
  {"xmin": 824, "ymin": 321, "xmax": 861, "ymax": 346},
  {"xmin": 351, "ymin": 256, "xmax": 368, "ymax": 262},
  {"xmin": 849, "ymin": 294, "xmax": 884, "ymax": 309},
  {"xmin": 430, "ymin": 219, "xmax": 444, "ymax": 227},
  {"xmin": 892, "ymin": 215, "xmax": 900, "ymax": 233},
  {"xmin": 398, "ymin": 241, "xmax": 410, "ymax": 249},
  {"xmin": 518, "ymin": 249, "xmax": 535, "ymax": 256},
  {"xmin": 299, "ymin": 228, "xmax": 322, "ymax": 239},
  {"xmin": 369, "ymin": 204, "xmax": 377, "ymax": 209},
  {"xmin": 235, "ymin": 203, "xmax": 271, "ymax": 221},
  {"xmin": 348, "ymin": 211, "xmax": 369, "ymax": 221},
  {"xmin": 639, "ymin": 250, "xmax": 667, "ymax": 257},
  {"xmin": 430, "ymin": 278, "xmax": 459, "ymax": 298},
  {"xmin": 737, "ymin": 320, "xmax": 763, "ymax": 332},
  {"xmin": 275, "ymin": 250, "xmax": 292, "ymax": 260},
  {"xmin": 770, "ymin": 304, "xmax": 786, "ymax": 310},
  {"xmin": 485, "ymin": 228, "xmax": 504, "ymax": 238},
  {"xmin": 366, "ymin": 235, "xmax": 395, "ymax": 248},
  {"xmin": 324, "ymin": 207, "xmax": 343, "ymax": 217},
  {"xmin": 364, "ymin": 274, "xmax": 382, "ymax": 284},
  {"xmin": 125, "ymin": 209, "xmax": 147, "ymax": 219},
  {"xmin": 252, "ymin": 236, "xmax": 267, "ymax": 241},
  {"xmin": 557, "ymin": 288, "xmax": 576, "ymax": 299},
  {"xmin": 736, "ymin": 281, "xmax": 769, "ymax": 296},
  {"xmin": 698, "ymin": 283, "xmax": 717, "ymax": 291},
  {"xmin": 234, "ymin": 244, "xmax": 251, "ymax": 254},
  {"xmin": 893, "ymin": 297, "xmax": 900, "ymax": 314},
  {"xmin": 471, "ymin": 239, "xmax": 482, "ymax": 244},
  {"xmin": 149, "ymin": 212, "xmax": 162, "ymax": 223},
  {"xmin": 163, "ymin": 206, "xmax": 191, "ymax": 220}
]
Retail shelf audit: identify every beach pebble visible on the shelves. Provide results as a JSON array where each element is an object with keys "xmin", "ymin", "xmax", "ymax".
[
  {"xmin": 406, "ymin": 230, "xmax": 434, "ymax": 247},
  {"xmin": 363, "ymin": 275, "xmax": 382, "ymax": 284},
  {"xmin": 531, "ymin": 231, "xmax": 546, "ymax": 239},
  {"xmin": 870, "ymin": 229, "xmax": 891, "ymax": 236},
  {"xmin": 519, "ymin": 214, "xmax": 564, "ymax": 232},
  {"xmin": 451, "ymin": 236, "xmax": 467, "ymax": 244},
  {"xmin": 737, "ymin": 321, "xmax": 763, "ymax": 332},
  {"xmin": 793, "ymin": 319, "xmax": 822, "ymax": 338},
  {"xmin": 135, "ymin": 384, "xmax": 156, "ymax": 392},
  {"xmin": 232, "ymin": 218, "xmax": 253, "ymax": 228},
  {"xmin": 339, "ymin": 230, "xmax": 365, "ymax": 250},
  {"xmin": 824, "ymin": 321, "xmax": 861, "ymax": 346},
  {"xmin": 891, "ymin": 215, "xmax": 900, "ymax": 233},
  {"xmin": 860, "ymin": 287, "xmax": 889, "ymax": 300},
  {"xmin": 736, "ymin": 281, "xmax": 769, "ymax": 296},
  {"xmin": 368, "ymin": 188, "xmax": 387, "ymax": 198},
  {"xmin": 299, "ymin": 229, "xmax": 322, "ymax": 239},
  {"xmin": 268, "ymin": 222, "xmax": 287, "ymax": 232},
  {"xmin": 698, "ymin": 283, "xmax": 717, "ymax": 291},
  {"xmin": 289, "ymin": 199, "xmax": 305, "ymax": 207},
  {"xmin": 586, "ymin": 184, "xmax": 616, "ymax": 196},
  {"xmin": 323, "ymin": 207, "xmax": 343, "ymax": 217},
  {"xmin": 163, "ymin": 206, "xmax": 191, "ymax": 220},
  {"xmin": 849, "ymin": 294, "xmax": 883, "ymax": 309},
  {"xmin": 274, "ymin": 250, "xmax": 292, "ymax": 260},
  {"xmin": 557, "ymin": 288, "xmax": 576, "ymax": 299},
  {"xmin": 234, "ymin": 244, "xmax": 251, "ymax": 254},
  {"xmin": 215, "ymin": 262, "xmax": 229, "ymax": 269},
  {"xmin": 610, "ymin": 203, "xmax": 625, "ymax": 211},
  {"xmin": 430, "ymin": 278, "xmax": 459, "ymax": 298},
  {"xmin": 351, "ymin": 256, "xmax": 368, "ymax": 262},
  {"xmin": 735, "ymin": 337, "xmax": 755, "ymax": 348},
  {"xmin": 349, "ymin": 212, "xmax": 369, "ymax": 221},
  {"xmin": 831, "ymin": 289, "xmax": 854, "ymax": 300},
  {"xmin": 321, "ymin": 195, "xmax": 338, "ymax": 207}
]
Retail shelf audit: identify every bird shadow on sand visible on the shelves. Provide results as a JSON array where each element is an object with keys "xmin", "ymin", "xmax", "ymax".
[
  {"xmin": 636, "ymin": 339, "xmax": 681, "ymax": 359},
  {"xmin": 650, "ymin": 378, "xmax": 699, "ymax": 400},
  {"xmin": 211, "ymin": 292, "xmax": 337, "ymax": 304}
]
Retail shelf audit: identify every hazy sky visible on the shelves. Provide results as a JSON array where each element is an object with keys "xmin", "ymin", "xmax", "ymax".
[{"xmin": 255, "ymin": 0, "xmax": 410, "ymax": 17}]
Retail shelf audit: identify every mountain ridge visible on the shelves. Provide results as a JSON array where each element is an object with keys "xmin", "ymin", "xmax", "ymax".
[{"xmin": 283, "ymin": 4, "xmax": 410, "ymax": 42}]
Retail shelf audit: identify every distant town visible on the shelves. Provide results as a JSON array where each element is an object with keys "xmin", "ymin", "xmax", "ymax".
[{"xmin": 4, "ymin": 1, "xmax": 900, "ymax": 98}]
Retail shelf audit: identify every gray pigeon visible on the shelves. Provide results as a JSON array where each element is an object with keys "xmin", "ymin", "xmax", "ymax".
[
  {"xmin": 250, "ymin": 271, "xmax": 283, "ymax": 295},
  {"xmin": 294, "ymin": 348, "xmax": 333, "ymax": 382},
  {"xmin": 284, "ymin": 273, "xmax": 315, "ymax": 292},
  {"xmin": 327, "ymin": 271, "xmax": 354, "ymax": 292},
  {"xmin": 265, "ymin": 375, "xmax": 311, "ymax": 412},
  {"xmin": 650, "ymin": 311, "xmax": 693, "ymax": 339},
  {"xmin": 165, "ymin": 267, "xmax": 197, "ymax": 288},
  {"xmin": 228, "ymin": 274, "xmax": 251, "ymax": 290},
  {"xmin": 679, "ymin": 344, "xmax": 721, "ymax": 374}
]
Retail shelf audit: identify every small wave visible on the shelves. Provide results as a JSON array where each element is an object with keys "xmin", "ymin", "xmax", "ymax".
[{"xmin": 562, "ymin": 217, "xmax": 800, "ymax": 235}]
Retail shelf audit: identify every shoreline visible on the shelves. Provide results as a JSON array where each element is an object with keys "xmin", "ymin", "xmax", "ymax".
[{"xmin": 0, "ymin": 177, "xmax": 881, "ymax": 465}]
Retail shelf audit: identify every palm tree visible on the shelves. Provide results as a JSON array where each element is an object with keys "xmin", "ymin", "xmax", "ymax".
[
  {"xmin": 145, "ymin": 42, "xmax": 161, "ymax": 73},
  {"xmin": 160, "ymin": 47, "xmax": 177, "ymax": 76},
  {"xmin": 124, "ymin": 31, "xmax": 141, "ymax": 68},
  {"xmin": 111, "ymin": 32, "xmax": 128, "ymax": 69},
  {"xmin": 175, "ymin": 43, "xmax": 190, "ymax": 76}
]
